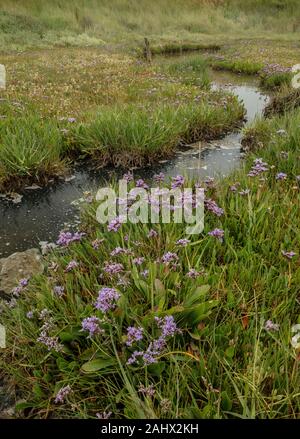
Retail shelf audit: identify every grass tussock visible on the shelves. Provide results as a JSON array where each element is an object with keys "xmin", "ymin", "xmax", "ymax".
[
  {"xmin": 69, "ymin": 96, "xmax": 244, "ymax": 168},
  {"xmin": 1, "ymin": 106, "xmax": 300, "ymax": 419},
  {"xmin": 0, "ymin": 115, "xmax": 65, "ymax": 189}
]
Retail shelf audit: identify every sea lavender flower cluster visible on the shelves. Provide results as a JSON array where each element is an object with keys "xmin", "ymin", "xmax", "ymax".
[
  {"xmin": 127, "ymin": 316, "xmax": 180, "ymax": 366},
  {"xmin": 153, "ymin": 172, "xmax": 165, "ymax": 183},
  {"xmin": 205, "ymin": 198, "xmax": 224, "ymax": 217},
  {"xmin": 135, "ymin": 179, "xmax": 149, "ymax": 189},
  {"xmin": 282, "ymin": 250, "xmax": 296, "ymax": 259},
  {"xmin": 96, "ymin": 411, "xmax": 112, "ymax": 419},
  {"xmin": 264, "ymin": 320, "xmax": 280, "ymax": 332},
  {"xmin": 148, "ymin": 229, "xmax": 158, "ymax": 238},
  {"xmin": 204, "ymin": 177, "xmax": 215, "ymax": 188},
  {"xmin": 107, "ymin": 217, "xmax": 123, "ymax": 232},
  {"xmin": 103, "ymin": 261, "xmax": 124, "ymax": 275},
  {"xmin": 176, "ymin": 238, "xmax": 190, "ymax": 247},
  {"xmin": 186, "ymin": 268, "xmax": 202, "ymax": 279},
  {"xmin": 208, "ymin": 228, "xmax": 225, "ymax": 242},
  {"xmin": 133, "ymin": 257, "xmax": 145, "ymax": 265},
  {"xmin": 11, "ymin": 277, "xmax": 29, "ymax": 297},
  {"xmin": 138, "ymin": 384, "xmax": 155, "ymax": 397},
  {"xmin": 26, "ymin": 310, "xmax": 34, "ymax": 319},
  {"xmin": 141, "ymin": 269, "xmax": 149, "ymax": 278},
  {"xmin": 54, "ymin": 385, "xmax": 72, "ymax": 404},
  {"xmin": 53, "ymin": 285, "xmax": 64, "ymax": 297},
  {"xmin": 110, "ymin": 247, "xmax": 132, "ymax": 257},
  {"xmin": 162, "ymin": 252, "xmax": 179, "ymax": 264},
  {"xmin": 126, "ymin": 326, "xmax": 144, "ymax": 346},
  {"xmin": 81, "ymin": 316, "xmax": 104, "ymax": 337},
  {"xmin": 95, "ymin": 287, "xmax": 120, "ymax": 313},
  {"xmin": 57, "ymin": 231, "xmax": 85, "ymax": 247},
  {"xmin": 65, "ymin": 260, "xmax": 79, "ymax": 272},
  {"xmin": 37, "ymin": 320, "xmax": 63, "ymax": 352},
  {"xmin": 92, "ymin": 238, "xmax": 105, "ymax": 249},
  {"xmin": 171, "ymin": 175, "xmax": 184, "ymax": 189},
  {"xmin": 247, "ymin": 158, "xmax": 269, "ymax": 177},
  {"xmin": 276, "ymin": 172, "xmax": 287, "ymax": 181},
  {"xmin": 123, "ymin": 172, "xmax": 134, "ymax": 182},
  {"xmin": 261, "ymin": 63, "xmax": 291, "ymax": 76}
]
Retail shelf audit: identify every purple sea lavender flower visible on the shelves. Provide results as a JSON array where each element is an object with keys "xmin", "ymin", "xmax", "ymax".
[
  {"xmin": 276, "ymin": 172, "xmax": 287, "ymax": 181},
  {"xmin": 19, "ymin": 278, "xmax": 29, "ymax": 288},
  {"xmin": 67, "ymin": 117, "xmax": 76, "ymax": 123},
  {"xmin": 53, "ymin": 285, "xmax": 64, "ymax": 297},
  {"xmin": 155, "ymin": 315, "xmax": 180, "ymax": 338},
  {"xmin": 125, "ymin": 326, "xmax": 144, "ymax": 346},
  {"xmin": 127, "ymin": 350, "xmax": 144, "ymax": 365},
  {"xmin": 208, "ymin": 228, "xmax": 224, "ymax": 242},
  {"xmin": 186, "ymin": 268, "xmax": 201, "ymax": 279},
  {"xmin": 54, "ymin": 385, "xmax": 72, "ymax": 403},
  {"xmin": 123, "ymin": 172, "xmax": 134, "ymax": 182},
  {"xmin": 96, "ymin": 412, "xmax": 112, "ymax": 419},
  {"xmin": 153, "ymin": 172, "xmax": 165, "ymax": 183},
  {"xmin": 81, "ymin": 316, "xmax": 104, "ymax": 337},
  {"xmin": 65, "ymin": 260, "xmax": 78, "ymax": 272},
  {"xmin": 107, "ymin": 217, "xmax": 123, "ymax": 233},
  {"xmin": 136, "ymin": 179, "xmax": 149, "ymax": 189},
  {"xmin": 230, "ymin": 182, "xmax": 240, "ymax": 192},
  {"xmin": 247, "ymin": 158, "xmax": 268, "ymax": 177},
  {"xmin": 282, "ymin": 250, "xmax": 296, "ymax": 259},
  {"xmin": 171, "ymin": 175, "xmax": 184, "ymax": 189},
  {"xmin": 103, "ymin": 261, "xmax": 124, "ymax": 275},
  {"xmin": 26, "ymin": 310, "xmax": 34, "ymax": 319},
  {"xmin": 11, "ymin": 286, "xmax": 22, "ymax": 297},
  {"xmin": 141, "ymin": 269, "xmax": 149, "ymax": 278},
  {"xmin": 176, "ymin": 238, "xmax": 190, "ymax": 247},
  {"xmin": 92, "ymin": 238, "xmax": 105, "ymax": 249},
  {"xmin": 205, "ymin": 198, "xmax": 224, "ymax": 217},
  {"xmin": 162, "ymin": 252, "xmax": 179, "ymax": 264},
  {"xmin": 57, "ymin": 231, "xmax": 85, "ymax": 246},
  {"xmin": 95, "ymin": 287, "xmax": 120, "ymax": 313},
  {"xmin": 204, "ymin": 177, "xmax": 215, "ymax": 188},
  {"xmin": 148, "ymin": 229, "xmax": 158, "ymax": 238},
  {"xmin": 133, "ymin": 257, "xmax": 145, "ymax": 266},
  {"xmin": 138, "ymin": 384, "xmax": 155, "ymax": 397},
  {"xmin": 264, "ymin": 320, "xmax": 280, "ymax": 332}
]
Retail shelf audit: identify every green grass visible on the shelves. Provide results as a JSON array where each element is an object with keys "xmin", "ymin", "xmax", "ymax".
[
  {"xmin": 2, "ymin": 107, "xmax": 300, "ymax": 419},
  {"xmin": 1, "ymin": 0, "xmax": 300, "ymax": 51},
  {"xmin": 0, "ymin": 114, "xmax": 65, "ymax": 188},
  {"xmin": 68, "ymin": 96, "xmax": 244, "ymax": 167},
  {"xmin": 211, "ymin": 59, "xmax": 264, "ymax": 75}
]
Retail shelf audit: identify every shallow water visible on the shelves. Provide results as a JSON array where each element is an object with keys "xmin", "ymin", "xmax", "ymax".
[{"xmin": 0, "ymin": 70, "xmax": 269, "ymax": 257}]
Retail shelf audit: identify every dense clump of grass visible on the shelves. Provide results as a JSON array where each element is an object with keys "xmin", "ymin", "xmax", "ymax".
[
  {"xmin": 0, "ymin": 115, "xmax": 65, "ymax": 189},
  {"xmin": 69, "ymin": 97, "xmax": 244, "ymax": 167},
  {"xmin": 165, "ymin": 55, "xmax": 210, "ymax": 88},
  {"xmin": 1, "ymin": 107, "xmax": 300, "ymax": 419},
  {"xmin": 211, "ymin": 59, "xmax": 264, "ymax": 75},
  {"xmin": 259, "ymin": 72, "xmax": 292, "ymax": 90},
  {"xmin": 149, "ymin": 42, "xmax": 221, "ymax": 56}
]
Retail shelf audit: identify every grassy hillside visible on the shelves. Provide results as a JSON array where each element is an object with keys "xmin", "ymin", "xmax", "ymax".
[{"xmin": 0, "ymin": 0, "xmax": 300, "ymax": 51}]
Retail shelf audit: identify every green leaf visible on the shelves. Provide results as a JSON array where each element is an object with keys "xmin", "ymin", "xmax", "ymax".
[
  {"xmin": 147, "ymin": 361, "xmax": 165, "ymax": 376},
  {"xmin": 183, "ymin": 285, "xmax": 210, "ymax": 307},
  {"xmin": 180, "ymin": 300, "xmax": 219, "ymax": 326},
  {"xmin": 81, "ymin": 357, "xmax": 116, "ymax": 373},
  {"xmin": 221, "ymin": 391, "xmax": 233, "ymax": 411}
]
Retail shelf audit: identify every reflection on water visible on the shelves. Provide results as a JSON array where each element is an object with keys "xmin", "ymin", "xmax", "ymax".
[{"xmin": 0, "ymin": 70, "xmax": 269, "ymax": 257}]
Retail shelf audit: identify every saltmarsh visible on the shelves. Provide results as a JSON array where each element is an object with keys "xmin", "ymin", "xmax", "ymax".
[
  {"xmin": 1, "ymin": 106, "xmax": 300, "ymax": 419},
  {"xmin": 0, "ymin": 49, "xmax": 245, "ymax": 190}
]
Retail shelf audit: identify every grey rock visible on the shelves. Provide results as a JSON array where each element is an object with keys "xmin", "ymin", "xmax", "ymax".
[{"xmin": 0, "ymin": 249, "xmax": 44, "ymax": 294}]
